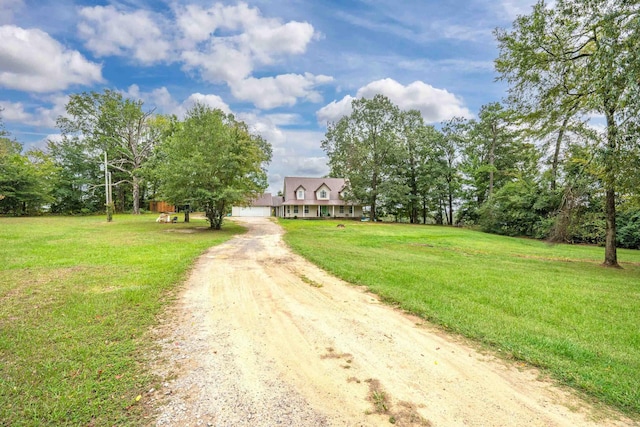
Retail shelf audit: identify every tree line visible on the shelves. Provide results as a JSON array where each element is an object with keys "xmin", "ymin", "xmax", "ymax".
[
  {"xmin": 322, "ymin": 92, "xmax": 640, "ymax": 265},
  {"xmin": 322, "ymin": 0, "xmax": 640, "ymax": 267},
  {"xmin": 0, "ymin": 92, "xmax": 271, "ymax": 229}
]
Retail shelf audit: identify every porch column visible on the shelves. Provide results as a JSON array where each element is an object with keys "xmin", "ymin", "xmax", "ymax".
[{"xmin": 332, "ymin": 206, "xmax": 335, "ymax": 217}]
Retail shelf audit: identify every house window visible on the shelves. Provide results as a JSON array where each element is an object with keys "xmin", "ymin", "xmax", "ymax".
[
  {"xmin": 339, "ymin": 205, "xmax": 344, "ymax": 214},
  {"xmin": 297, "ymin": 189, "xmax": 304, "ymax": 200},
  {"xmin": 294, "ymin": 205, "xmax": 299, "ymax": 214},
  {"xmin": 287, "ymin": 207, "xmax": 290, "ymax": 214},
  {"xmin": 320, "ymin": 190, "xmax": 327, "ymax": 199},
  {"xmin": 304, "ymin": 206, "xmax": 309, "ymax": 214},
  {"xmin": 349, "ymin": 206, "xmax": 353, "ymax": 214}
]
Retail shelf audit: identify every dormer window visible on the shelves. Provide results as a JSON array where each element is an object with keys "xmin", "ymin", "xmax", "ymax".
[
  {"xmin": 316, "ymin": 184, "xmax": 331, "ymax": 200},
  {"xmin": 297, "ymin": 189, "xmax": 304, "ymax": 200}
]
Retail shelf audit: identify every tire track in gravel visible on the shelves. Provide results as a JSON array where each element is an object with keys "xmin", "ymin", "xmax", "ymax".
[{"xmin": 150, "ymin": 217, "xmax": 635, "ymax": 427}]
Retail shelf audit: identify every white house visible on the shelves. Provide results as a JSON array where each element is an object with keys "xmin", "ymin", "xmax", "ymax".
[
  {"xmin": 276, "ymin": 177, "xmax": 363, "ymax": 218},
  {"xmin": 231, "ymin": 177, "xmax": 363, "ymax": 218}
]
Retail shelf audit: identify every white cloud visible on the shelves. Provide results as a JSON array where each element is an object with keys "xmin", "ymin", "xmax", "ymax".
[
  {"xmin": 78, "ymin": 5, "xmax": 171, "ymax": 64},
  {"xmin": 245, "ymin": 125, "xmax": 327, "ymax": 192},
  {"xmin": 122, "ymin": 85, "xmax": 231, "ymax": 119},
  {"xmin": 180, "ymin": 44, "xmax": 254, "ymax": 83},
  {"xmin": 230, "ymin": 73, "xmax": 333, "ymax": 109},
  {"xmin": 0, "ymin": 25, "xmax": 103, "ymax": 93},
  {"xmin": 0, "ymin": 94, "xmax": 68, "ymax": 128},
  {"xmin": 279, "ymin": 155, "xmax": 328, "ymax": 176},
  {"xmin": 317, "ymin": 78, "xmax": 472, "ymax": 124},
  {"xmin": 237, "ymin": 112, "xmax": 287, "ymax": 147},
  {"xmin": 76, "ymin": 3, "xmax": 324, "ymax": 109},
  {"xmin": 34, "ymin": 94, "xmax": 69, "ymax": 127},
  {"xmin": 44, "ymin": 133, "xmax": 63, "ymax": 144},
  {"xmin": 316, "ymin": 96, "xmax": 355, "ymax": 125},
  {"xmin": 124, "ymin": 85, "xmax": 180, "ymax": 114},
  {"xmin": 182, "ymin": 93, "xmax": 231, "ymax": 115},
  {"xmin": 32, "ymin": 133, "xmax": 63, "ymax": 150},
  {"xmin": 0, "ymin": 100, "xmax": 30, "ymax": 122},
  {"xmin": 176, "ymin": 2, "xmax": 315, "ymax": 58},
  {"xmin": 176, "ymin": 2, "xmax": 320, "ymax": 105},
  {"xmin": 263, "ymin": 113, "xmax": 304, "ymax": 126}
]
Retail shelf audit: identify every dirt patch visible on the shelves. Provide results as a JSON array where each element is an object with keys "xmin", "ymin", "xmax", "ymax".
[
  {"xmin": 162, "ymin": 227, "xmax": 210, "ymax": 234},
  {"xmin": 149, "ymin": 217, "xmax": 637, "ymax": 426}
]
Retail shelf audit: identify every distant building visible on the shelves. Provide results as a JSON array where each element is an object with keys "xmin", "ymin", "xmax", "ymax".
[
  {"xmin": 149, "ymin": 201, "xmax": 175, "ymax": 213},
  {"xmin": 231, "ymin": 177, "xmax": 363, "ymax": 218}
]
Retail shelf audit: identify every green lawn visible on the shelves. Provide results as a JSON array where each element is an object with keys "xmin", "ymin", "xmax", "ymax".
[
  {"xmin": 280, "ymin": 219, "xmax": 640, "ymax": 417},
  {"xmin": 0, "ymin": 214, "xmax": 242, "ymax": 426}
]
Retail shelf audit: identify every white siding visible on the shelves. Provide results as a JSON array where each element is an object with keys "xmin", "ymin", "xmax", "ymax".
[{"xmin": 232, "ymin": 206, "xmax": 271, "ymax": 217}]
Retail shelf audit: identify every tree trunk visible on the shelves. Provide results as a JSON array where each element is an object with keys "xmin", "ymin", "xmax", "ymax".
[
  {"xmin": 448, "ymin": 189, "xmax": 454, "ymax": 226},
  {"xmin": 370, "ymin": 194, "xmax": 377, "ymax": 221},
  {"xmin": 489, "ymin": 123, "xmax": 496, "ymax": 197},
  {"xmin": 132, "ymin": 175, "xmax": 140, "ymax": 214},
  {"xmin": 410, "ymin": 175, "xmax": 418, "ymax": 224},
  {"xmin": 184, "ymin": 208, "xmax": 190, "ymax": 223},
  {"xmin": 603, "ymin": 109, "xmax": 619, "ymax": 268},
  {"xmin": 603, "ymin": 187, "xmax": 618, "ymax": 267},
  {"xmin": 551, "ymin": 114, "xmax": 571, "ymax": 191},
  {"xmin": 422, "ymin": 197, "xmax": 427, "ymax": 225},
  {"xmin": 371, "ymin": 170, "xmax": 378, "ymax": 221},
  {"xmin": 436, "ymin": 198, "xmax": 444, "ymax": 225}
]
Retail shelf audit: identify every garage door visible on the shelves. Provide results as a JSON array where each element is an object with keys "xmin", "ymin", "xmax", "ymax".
[{"xmin": 232, "ymin": 206, "xmax": 271, "ymax": 217}]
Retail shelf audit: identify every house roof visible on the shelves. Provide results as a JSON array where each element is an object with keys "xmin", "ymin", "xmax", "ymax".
[
  {"xmin": 249, "ymin": 193, "xmax": 273, "ymax": 207},
  {"xmin": 315, "ymin": 182, "xmax": 332, "ymax": 192},
  {"xmin": 283, "ymin": 177, "xmax": 347, "ymax": 202},
  {"xmin": 282, "ymin": 199, "xmax": 350, "ymax": 206}
]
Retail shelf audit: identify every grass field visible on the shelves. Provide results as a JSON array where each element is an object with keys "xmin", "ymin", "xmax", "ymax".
[
  {"xmin": 280, "ymin": 219, "xmax": 640, "ymax": 417},
  {"xmin": 0, "ymin": 214, "xmax": 242, "ymax": 426}
]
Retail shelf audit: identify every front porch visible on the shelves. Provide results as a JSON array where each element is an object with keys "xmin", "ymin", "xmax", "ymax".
[{"xmin": 277, "ymin": 204, "xmax": 362, "ymax": 219}]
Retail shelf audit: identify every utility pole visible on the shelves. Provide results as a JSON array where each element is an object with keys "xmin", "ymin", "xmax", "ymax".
[{"xmin": 105, "ymin": 152, "xmax": 113, "ymax": 222}]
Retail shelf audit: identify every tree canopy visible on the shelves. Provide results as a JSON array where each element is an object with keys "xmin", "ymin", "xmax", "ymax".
[
  {"xmin": 495, "ymin": 0, "xmax": 640, "ymax": 267},
  {"xmin": 322, "ymin": 95, "xmax": 406, "ymax": 221},
  {"xmin": 56, "ymin": 90, "xmax": 159, "ymax": 214},
  {"xmin": 156, "ymin": 103, "xmax": 272, "ymax": 229},
  {"xmin": 0, "ymin": 116, "xmax": 55, "ymax": 215}
]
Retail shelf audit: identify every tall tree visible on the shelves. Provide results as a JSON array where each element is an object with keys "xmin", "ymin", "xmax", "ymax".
[
  {"xmin": 466, "ymin": 103, "xmax": 522, "ymax": 200},
  {"xmin": 322, "ymin": 95, "xmax": 404, "ymax": 221},
  {"xmin": 157, "ymin": 104, "xmax": 271, "ymax": 229},
  {"xmin": 57, "ymin": 90, "xmax": 158, "ymax": 214},
  {"xmin": 400, "ymin": 110, "xmax": 426, "ymax": 224},
  {"xmin": 437, "ymin": 119, "xmax": 465, "ymax": 225},
  {"xmin": 495, "ymin": 0, "xmax": 640, "ymax": 267},
  {"xmin": 460, "ymin": 104, "xmax": 522, "ymax": 214}
]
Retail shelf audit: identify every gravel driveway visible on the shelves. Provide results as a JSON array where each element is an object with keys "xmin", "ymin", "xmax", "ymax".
[{"xmin": 149, "ymin": 217, "xmax": 634, "ymax": 426}]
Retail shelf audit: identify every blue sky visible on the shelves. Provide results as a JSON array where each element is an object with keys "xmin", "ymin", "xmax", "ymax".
[{"xmin": 0, "ymin": 0, "xmax": 537, "ymax": 192}]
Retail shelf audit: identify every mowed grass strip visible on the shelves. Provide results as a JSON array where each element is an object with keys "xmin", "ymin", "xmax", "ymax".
[
  {"xmin": 0, "ymin": 215, "xmax": 242, "ymax": 426},
  {"xmin": 280, "ymin": 219, "xmax": 640, "ymax": 417}
]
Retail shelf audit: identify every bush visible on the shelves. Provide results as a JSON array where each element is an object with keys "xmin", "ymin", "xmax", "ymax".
[
  {"xmin": 477, "ymin": 180, "xmax": 558, "ymax": 239},
  {"xmin": 617, "ymin": 210, "xmax": 640, "ymax": 249}
]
